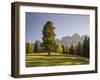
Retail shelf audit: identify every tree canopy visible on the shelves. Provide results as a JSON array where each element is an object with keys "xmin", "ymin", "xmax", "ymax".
[{"xmin": 42, "ymin": 21, "xmax": 56, "ymax": 55}]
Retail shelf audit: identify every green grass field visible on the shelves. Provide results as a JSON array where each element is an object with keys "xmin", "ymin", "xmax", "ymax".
[{"xmin": 26, "ymin": 53, "xmax": 89, "ymax": 67}]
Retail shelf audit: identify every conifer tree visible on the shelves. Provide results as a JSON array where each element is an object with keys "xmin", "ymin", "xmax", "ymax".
[
  {"xmin": 34, "ymin": 40, "xmax": 41, "ymax": 53},
  {"xmin": 42, "ymin": 21, "xmax": 56, "ymax": 55},
  {"xmin": 26, "ymin": 43, "xmax": 33, "ymax": 53},
  {"xmin": 76, "ymin": 42, "xmax": 82, "ymax": 56},
  {"xmin": 66, "ymin": 46, "xmax": 69, "ymax": 54},
  {"xmin": 82, "ymin": 36, "xmax": 89, "ymax": 58},
  {"xmin": 62, "ymin": 45, "xmax": 66, "ymax": 54},
  {"xmin": 69, "ymin": 45, "xmax": 74, "ymax": 55}
]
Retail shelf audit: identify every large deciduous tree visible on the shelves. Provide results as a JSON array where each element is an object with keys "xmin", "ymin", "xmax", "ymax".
[{"xmin": 42, "ymin": 21, "xmax": 56, "ymax": 55}]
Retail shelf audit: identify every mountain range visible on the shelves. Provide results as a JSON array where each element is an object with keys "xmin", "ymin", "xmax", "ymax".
[{"xmin": 56, "ymin": 33, "xmax": 89, "ymax": 47}]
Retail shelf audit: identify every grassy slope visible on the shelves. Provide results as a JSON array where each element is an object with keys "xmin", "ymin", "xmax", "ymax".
[{"xmin": 26, "ymin": 53, "xmax": 89, "ymax": 67}]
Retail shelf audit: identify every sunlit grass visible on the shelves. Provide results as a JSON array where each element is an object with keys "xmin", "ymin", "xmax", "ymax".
[{"xmin": 26, "ymin": 53, "xmax": 89, "ymax": 67}]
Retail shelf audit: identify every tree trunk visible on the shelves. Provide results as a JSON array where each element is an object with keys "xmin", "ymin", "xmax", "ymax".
[{"xmin": 48, "ymin": 51, "xmax": 50, "ymax": 56}]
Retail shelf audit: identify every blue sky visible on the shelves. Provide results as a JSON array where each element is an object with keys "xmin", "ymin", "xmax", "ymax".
[{"xmin": 26, "ymin": 12, "xmax": 90, "ymax": 43}]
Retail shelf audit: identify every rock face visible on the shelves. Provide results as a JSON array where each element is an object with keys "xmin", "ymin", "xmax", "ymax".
[{"xmin": 56, "ymin": 33, "xmax": 88, "ymax": 47}]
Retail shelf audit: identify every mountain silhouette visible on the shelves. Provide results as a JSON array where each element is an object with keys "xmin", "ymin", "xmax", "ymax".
[{"xmin": 56, "ymin": 33, "xmax": 88, "ymax": 47}]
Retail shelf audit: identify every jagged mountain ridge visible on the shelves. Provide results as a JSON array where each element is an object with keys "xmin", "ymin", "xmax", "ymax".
[{"xmin": 56, "ymin": 33, "xmax": 88, "ymax": 47}]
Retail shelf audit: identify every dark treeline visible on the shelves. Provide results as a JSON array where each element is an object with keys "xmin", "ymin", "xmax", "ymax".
[
  {"xmin": 67, "ymin": 36, "xmax": 89, "ymax": 58},
  {"xmin": 64, "ymin": 36, "xmax": 89, "ymax": 58},
  {"xmin": 26, "ymin": 36, "xmax": 89, "ymax": 58}
]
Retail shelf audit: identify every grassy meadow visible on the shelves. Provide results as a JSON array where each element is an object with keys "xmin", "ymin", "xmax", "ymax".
[{"xmin": 26, "ymin": 53, "xmax": 89, "ymax": 67}]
